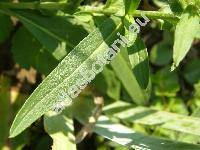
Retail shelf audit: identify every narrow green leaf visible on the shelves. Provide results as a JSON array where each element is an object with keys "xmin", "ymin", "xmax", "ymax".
[
  {"xmin": 93, "ymin": 116, "xmax": 200, "ymax": 150},
  {"xmin": 44, "ymin": 111, "xmax": 76, "ymax": 150},
  {"xmin": 172, "ymin": 8, "xmax": 199, "ymax": 69},
  {"xmin": 10, "ymin": 16, "xmax": 123, "ymax": 138},
  {"xmin": 72, "ymin": 98, "xmax": 200, "ymax": 150},
  {"xmin": 111, "ymin": 51, "xmax": 148, "ymax": 105},
  {"xmin": 1, "ymin": 9, "xmax": 89, "ymax": 60},
  {"xmin": 111, "ymin": 16, "xmax": 150, "ymax": 104},
  {"xmin": 128, "ymin": 37, "xmax": 150, "ymax": 90},
  {"xmin": 104, "ymin": 101, "xmax": 200, "ymax": 137}
]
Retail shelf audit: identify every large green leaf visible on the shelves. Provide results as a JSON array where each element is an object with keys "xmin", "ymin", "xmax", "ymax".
[
  {"xmin": 44, "ymin": 111, "xmax": 76, "ymax": 150},
  {"xmin": 172, "ymin": 8, "xmax": 199, "ymax": 69},
  {"xmin": 10, "ymin": 16, "xmax": 123, "ymax": 138}
]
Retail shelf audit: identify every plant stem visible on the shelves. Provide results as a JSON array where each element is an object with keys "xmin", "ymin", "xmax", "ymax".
[
  {"xmin": 0, "ymin": 2, "xmax": 68, "ymax": 10},
  {"xmin": 78, "ymin": 7, "xmax": 179, "ymax": 21},
  {"xmin": 0, "ymin": 2, "xmax": 179, "ymax": 21},
  {"xmin": 132, "ymin": 10, "xmax": 179, "ymax": 21}
]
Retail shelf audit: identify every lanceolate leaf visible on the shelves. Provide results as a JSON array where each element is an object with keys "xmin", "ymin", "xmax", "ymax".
[
  {"xmin": 9, "ymin": 16, "xmax": 123, "ymax": 138},
  {"xmin": 172, "ymin": 8, "xmax": 199, "ymax": 70},
  {"xmin": 111, "ymin": 16, "xmax": 150, "ymax": 105},
  {"xmin": 93, "ymin": 116, "xmax": 200, "ymax": 150},
  {"xmin": 128, "ymin": 37, "xmax": 150, "ymax": 90},
  {"xmin": 104, "ymin": 101, "xmax": 200, "ymax": 137},
  {"xmin": 111, "ymin": 51, "xmax": 149, "ymax": 105},
  {"xmin": 72, "ymin": 98, "xmax": 200, "ymax": 150}
]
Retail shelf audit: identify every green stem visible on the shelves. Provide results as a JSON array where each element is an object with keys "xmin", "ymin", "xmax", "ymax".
[
  {"xmin": 78, "ymin": 7, "xmax": 179, "ymax": 21},
  {"xmin": 132, "ymin": 10, "xmax": 179, "ymax": 21},
  {"xmin": 0, "ymin": 2, "xmax": 68, "ymax": 10},
  {"xmin": 0, "ymin": 2, "xmax": 179, "ymax": 21}
]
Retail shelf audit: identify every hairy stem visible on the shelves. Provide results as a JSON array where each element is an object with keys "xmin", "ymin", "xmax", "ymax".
[
  {"xmin": 0, "ymin": 2, "xmax": 68, "ymax": 10},
  {"xmin": 79, "ymin": 7, "xmax": 179, "ymax": 21},
  {"xmin": 132, "ymin": 10, "xmax": 179, "ymax": 21},
  {"xmin": 0, "ymin": 2, "xmax": 179, "ymax": 21}
]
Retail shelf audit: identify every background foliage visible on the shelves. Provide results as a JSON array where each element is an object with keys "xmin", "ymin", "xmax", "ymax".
[{"xmin": 0, "ymin": 0, "xmax": 200, "ymax": 149}]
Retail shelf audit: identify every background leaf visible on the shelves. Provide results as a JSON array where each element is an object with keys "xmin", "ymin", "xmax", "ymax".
[
  {"xmin": 72, "ymin": 97, "xmax": 200, "ymax": 150},
  {"xmin": 44, "ymin": 111, "xmax": 76, "ymax": 150},
  {"xmin": 104, "ymin": 101, "xmax": 200, "ymax": 137},
  {"xmin": 150, "ymin": 32, "xmax": 173, "ymax": 66},
  {"xmin": 92, "ymin": 66, "xmax": 121, "ymax": 100},
  {"xmin": 184, "ymin": 59, "xmax": 200, "ymax": 85},
  {"xmin": 152, "ymin": 66, "xmax": 180, "ymax": 97},
  {"xmin": 12, "ymin": 27, "xmax": 58, "ymax": 75},
  {"xmin": 172, "ymin": 7, "xmax": 199, "ymax": 69},
  {"xmin": 0, "ymin": 76, "xmax": 10, "ymax": 149},
  {"xmin": 0, "ymin": 13, "xmax": 12, "ymax": 43},
  {"xmin": 4, "ymin": 9, "xmax": 89, "ymax": 60}
]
